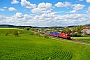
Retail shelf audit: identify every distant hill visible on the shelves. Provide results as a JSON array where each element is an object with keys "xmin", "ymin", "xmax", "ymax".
[
  {"xmin": 0, "ymin": 25, "xmax": 32, "ymax": 28},
  {"xmin": 0, "ymin": 24, "xmax": 89, "ymax": 28},
  {"xmin": 0, "ymin": 25, "xmax": 64, "ymax": 28}
]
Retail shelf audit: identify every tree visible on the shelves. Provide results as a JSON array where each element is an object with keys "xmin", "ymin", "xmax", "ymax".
[{"xmin": 63, "ymin": 27, "xmax": 71, "ymax": 34}]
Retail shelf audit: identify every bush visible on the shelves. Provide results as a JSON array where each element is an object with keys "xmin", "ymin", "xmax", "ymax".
[
  {"xmin": 13, "ymin": 29, "xmax": 19, "ymax": 36},
  {"xmin": 5, "ymin": 31, "xmax": 9, "ymax": 36},
  {"xmin": 44, "ymin": 33, "xmax": 49, "ymax": 38},
  {"xmin": 24, "ymin": 27, "xmax": 30, "ymax": 31}
]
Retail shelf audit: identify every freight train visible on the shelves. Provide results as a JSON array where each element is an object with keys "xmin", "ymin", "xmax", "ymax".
[
  {"xmin": 36, "ymin": 29, "xmax": 71, "ymax": 39},
  {"xmin": 49, "ymin": 32, "xmax": 71, "ymax": 39}
]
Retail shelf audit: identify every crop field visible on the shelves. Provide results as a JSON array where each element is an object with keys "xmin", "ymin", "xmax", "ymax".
[
  {"xmin": 0, "ymin": 29, "xmax": 90, "ymax": 60},
  {"xmin": 0, "ymin": 28, "xmax": 17, "ymax": 29}
]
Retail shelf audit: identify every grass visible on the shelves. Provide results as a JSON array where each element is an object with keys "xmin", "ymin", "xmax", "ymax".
[
  {"xmin": 0, "ymin": 29, "xmax": 90, "ymax": 60},
  {"xmin": 72, "ymin": 37, "xmax": 90, "ymax": 43},
  {"xmin": 0, "ymin": 35, "xmax": 72, "ymax": 60}
]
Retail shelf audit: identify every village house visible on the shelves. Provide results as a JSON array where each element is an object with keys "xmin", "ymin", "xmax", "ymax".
[{"xmin": 82, "ymin": 26, "xmax": 90, "ymax": 35}]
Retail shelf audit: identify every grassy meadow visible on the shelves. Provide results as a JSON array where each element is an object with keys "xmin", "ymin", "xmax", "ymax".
[
  {"xmin": 0, "ymin": 28, "xmax": 90, "ymax": 60},
  {"xmin": 72, "ymin": 37, "xmax": 90, "ymax": 43}
]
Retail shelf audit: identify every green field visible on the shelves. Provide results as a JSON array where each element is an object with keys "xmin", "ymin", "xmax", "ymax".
[
  {"xmin": 0, "ymin": 29, "xmax": 90, "ymax": 60},
  {"xmin": 72, "ymin": 37, "xmax": 90, "ymax": 43}
]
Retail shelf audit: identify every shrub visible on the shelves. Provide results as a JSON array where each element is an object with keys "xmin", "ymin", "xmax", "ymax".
[
  {"xmin": 34, "ymin": 32, "xmax": 40, "ymax": 36},
  {"xmin": 5, "ymin": 31, "xmax": 9, "ymax": 36},
  {"xmin": 44, "ymin": 33, "xmax": 49, "ymax": 38},
  {"xmin": 24, "ymin": 27, "xmax": 30, "ymax": 31},
  {"xmin": 13, "ymin": 29, "xmax": 19, "ymax": 36}
]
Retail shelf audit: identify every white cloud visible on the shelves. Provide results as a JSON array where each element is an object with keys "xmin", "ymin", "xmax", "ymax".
[
  {"xmin": 0, "ymin": 7, "xmax": 7, "ymax": 11},
  {"xmin": 21, "ymin": 0, "xmax": 36, "ymax": 8},
  {"xmin": 3, "ymin": 7, "xmax": 7, "ymax": 9},
  {"xmin": 38, "ymin": 2, "xmax": 53, "ymax": 9},
  {"xmin": 70, "ymin": 4, "xmax": 85, "ymax": 13},
  {"xmin": 0, "ymin": 12, "xmax": 90, "ymax": 27},
  {"xmin": 87, "ymin": 6, "xmax": 90, "ymax": 13},
  {"xmin": 11, "ymin": 0, "xmax": 19, "ymax": 4},
  {"xmin": 8, "ymin": 7, "xmax": 17, "ymax": 11},
  {"xmin": 0, "ymin": 8, "xmax": 4, "ymax": 11},
  {"xmin": 14, "ymin": 12, "xmax": 23, "ymax": 18},
  {"xmin": 31, "ymin": 2, "xmax": 53, "ymax": 14},
  {"xmin": 0, "ymin": 15, "xmax": 6, "ymax": 20},
  {"xmin": 31, "ymin": 8, "xmax": 46, "ymax": 14},
  {"xmin": 55, "ymin": 2, "xmax": 85, "ymax": 13},
  {"xmin": 55, "ymin": 1, "xmax": 71, "ymax": 7},
  {"xmin": 86, "ymin": 0, "xmax": 90, "ymax": 3},
  {"xmin": 0, "ymin": 1, "xmax": 90, "ymax": 27}
]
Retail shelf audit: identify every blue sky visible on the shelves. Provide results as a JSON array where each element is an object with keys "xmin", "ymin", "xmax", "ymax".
[{"xmin": 0, "ymin": 0, "xmax": 90, "ymax": 27}]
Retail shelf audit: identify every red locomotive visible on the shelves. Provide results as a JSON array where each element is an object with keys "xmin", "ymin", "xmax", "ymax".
[{"xmin": 59, "ymin": 32, "xmax": 71, "ymax": 39}]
